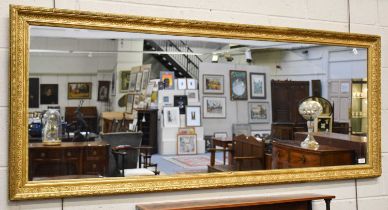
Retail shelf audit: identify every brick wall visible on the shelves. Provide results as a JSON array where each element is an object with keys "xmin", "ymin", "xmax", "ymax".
[{"xmin": 1, "ymin": 0, "xmax": 387, "ymax": 209}]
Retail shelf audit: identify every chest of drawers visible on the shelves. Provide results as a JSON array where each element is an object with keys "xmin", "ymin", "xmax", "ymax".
[
  {"xmin": 29, "ymin": 141, "xmax": 109, "ymax": 180},
  {"xmin": 272, "ymin": 140, "xmax": 355, "ymax": 169}
]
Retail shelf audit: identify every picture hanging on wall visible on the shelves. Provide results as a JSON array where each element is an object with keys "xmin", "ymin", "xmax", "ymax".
[
  {"xmin": 163, "ymin": 107, "xmax": 180, "ymax": 127},
  {"xmin": 126, "ymin": 94, "xmax": 134, "ymax": 114},
  {"xmin": 250, "ymin": 73, "xmax": 266, "ymax": 99},
  {"xmin": 203, "ymin": 96, "xmax": 226, "ymax": 118},
  {"xmin": 174, "ymin": 95, "xmax": 188, "ymax": 114},
  {"xmin": 248, "ymin": 102, "xmax": 270, "ymax": 123},
  {"xmin": 111, "ymin": 71, "xmax": 116, "ymax": 96},
  {"xmin": 141, "ymin": 67, "xmax": 150, "ymax": 91},
  {"xmin": 203, "ymin": 74, "xmax": 224, "ymax": 94},
  {"xmin": 160, "ymin": 71, "xmax": 175, "ymax": 90},
  {"xmin": 186, "ymin": 106, "xmax": 201, "ymax": 127},
  {"xmin": 120, "ymin": 70, "xmax": 131, "ymax": 92},
  {"xmin": 29, "ymin": 78, "xmax": 39, "ymax": 108},
  {"xmin": 251, "ymin": 130, "xmax": 271, "ymax": 139},
  {"xmin": 68, "ymin": 82, "xmax": 92, "ymax": 99},
  {"xmin": 177, "ymin": 78, "xmax": 187, "ymax": 90},
  {"xmin": 185, "ymin": 90, "xmax": 199, "ymax": 103},
  {"xmin": 177, "ymin": 134, "xmax": 197, "ymax": 155},
  {"xmin": 230, "ymin": 70, "xmax": 248, "ymax": 100},
  {"xmin": 40, "ymin": 84, "xmax": 58, "ymax": 104},
  {"xmin": 187, "ymin": 79, "xmax": 197, "ymax": 90},
  {"xmin": 97, "ymin": 81, "xmax": 110, "ymax": 102},
  {"xmin": 135, "ymin": 72, "xmax": 143, "ymax": 91},
  {"xmin": 128, "ymin": 72, "xmax": 138, "ymax": 92},
  {"xmin": 158, "ymin": 90, "xmax": 173, "ymax": 106},
  {"xmin": 133, "ymin": 94, "xmax": 140, "ymax": 109},
  {"xmin": 214, "ymin": 132, "xmax": 227, "ymax": 139}
]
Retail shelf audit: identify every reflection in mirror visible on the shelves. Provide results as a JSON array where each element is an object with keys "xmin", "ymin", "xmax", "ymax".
[{"xmin": 28, "ymin": 26, "xmax": 368, "ymax": 181}]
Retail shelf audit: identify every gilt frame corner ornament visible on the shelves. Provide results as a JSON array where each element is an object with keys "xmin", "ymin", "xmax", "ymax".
[{"xmin": 9, "ymin": 4, "xmax": 381, "ymax": 200}]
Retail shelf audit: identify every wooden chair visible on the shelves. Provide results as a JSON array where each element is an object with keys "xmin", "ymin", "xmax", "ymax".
[{"xmin": 208, "ymin": 135, "xmax": 265, "ymax": 172}]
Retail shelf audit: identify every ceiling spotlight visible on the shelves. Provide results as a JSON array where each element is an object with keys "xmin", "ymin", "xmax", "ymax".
[
  {"xmin": 168, "ymin": 62, "xmax": 172, "ymax": 65},
  {"xmin": 173, "ymin": 67, "xmax": 177, "ymax": 70},
  {"xmin": 245, "ymin": 49, "xmax": 252, "ymax": 63},
  {"xmin": 211, "ymin": 54, "xmax": 219, "ymax": 63},
  {"xmin": 162, "ymin": 57, "xmax": 166, "ymax": 61}
]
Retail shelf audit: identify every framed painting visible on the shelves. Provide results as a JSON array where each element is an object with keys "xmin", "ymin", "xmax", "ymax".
[
  {"xmin": 128, "ymin": 72, "xmax": 138, "ymax": 92},
  {"xmin": 230, "ymin": 70, "xmax": 248, "ymax": 100},
  {"xmin": 163, "ymin": 107, "xmax": 180, "ymax": 127},
  {"xmin": 250, "ymin": 73, "xmax": 266, "ymax": 99},
  {"xmin": 40, "ymin": 84, "xmax": 58, "ymax": 104},
  {"xmin": 177, "ymin": 134, "xmax": 197, "ymax": 155},
  {"xmin": 111, "ymin": 71, "xmax": 116, "ymax": 96},
  {"xmin": 141, "ymin": 69, "xmax": 150, "ymax": 91},
  {"xmin": 177, "ymin": 78, "xmax": 187, "ymax": 90},
  {"xmin": 174, "ymin": 95, "xmax": 188, "ymax": 114},
  {"xmin": 203, "ymin": 74, "xmax": 224, "ymax": 94},
  {"xmin": 97, "ymin": 81, "xmax": 110, "ymax": 102},
  {"xmin": 185, "ymin": 90, "xmax": 199, "ymax": 103},
  {"xmin": 248, "ymin": 102, "xmax": 270, "ymax": 123},
  {"xmin": 160, "ymin": 71, "xmax": 175, "ymax": 90},
  {"xmin": 186, "ymin": 106, "xmax": 201, "ymax": 127},
  {"xmin": 29, "ymin": 78, "xmax": 39, "ymax": 108},
  {"xmin": 126, "ymin": 94, "xmax": 134, "ymax": 114},
  {"xmin": 120, "ymin": 70, "xmax": 131, "ymax": 92},
  {"xmin": 203, "ymin": 96, "xmax": 226, "ymax": 118},
  {"xmin": 187, "ymin": 79, "xmax": 197, "ymax": 90},
  {"xmin": 68, "ymin": 82, "xmax": 92, "ymax": 99},
  {"xmin": 135, "ymin": 72, "xmax": 143, "ymax": 91}
]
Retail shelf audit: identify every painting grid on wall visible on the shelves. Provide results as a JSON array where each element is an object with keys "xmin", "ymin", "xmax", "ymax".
[
  {"xmin": 230, "ymin": 70, "xmax": 248, "ymax": 100},
  {"xmin": 177, "ymin": 134, "xmax": 197, "ymax": 155},
  {"xmin": 248, "ymin": 102, "xmax": 270, "ymax": 123},
  {"xmin": 203, "ymin": 96, "xmax": 226, "ymax": 118}
]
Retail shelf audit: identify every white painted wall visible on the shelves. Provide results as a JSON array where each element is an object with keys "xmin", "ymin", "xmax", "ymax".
[{"xmin": 1, "ymin": 1, "xmax": 388, "ymax": 210}]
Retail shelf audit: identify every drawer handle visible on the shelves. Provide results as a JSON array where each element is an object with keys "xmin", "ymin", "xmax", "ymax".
[
  {"xmin": 300, "ymin": 155, "xmax": 306, "ymax": 163},
  {"xmin": 40, "ymin": 152, "xmax": 45, "ymax": 157},
  {"xmin": 67, "ymin": 152, "xmax": 72, "ymax": 157}
]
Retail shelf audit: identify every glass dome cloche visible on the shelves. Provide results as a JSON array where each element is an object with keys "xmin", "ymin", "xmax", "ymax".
[
  {"xmin": 41, "ymin": 109, "xmax": 62, "ymax": 145},
  {"xmin": 298, "ymin": 97, "xmax": 323, "ymax": 150}
]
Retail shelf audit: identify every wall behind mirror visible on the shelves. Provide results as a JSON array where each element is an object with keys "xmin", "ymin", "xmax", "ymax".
[{"xmin": 28, "ymin": 25, "xmax": 368, "ymax": 180}]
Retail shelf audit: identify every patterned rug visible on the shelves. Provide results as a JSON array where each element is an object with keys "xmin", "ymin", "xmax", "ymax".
[{"xmin": 162, "ymin": 155, "xmax": 222, "ymax": 169}]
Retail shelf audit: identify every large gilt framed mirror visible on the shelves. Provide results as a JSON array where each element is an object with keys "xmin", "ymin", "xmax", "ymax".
[{"xmin": 9, "ymin": 5, "xmax": 381, "ymax": 200}]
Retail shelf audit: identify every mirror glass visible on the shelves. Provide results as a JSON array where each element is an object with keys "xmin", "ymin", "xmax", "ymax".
[{"xmin": 27, "ymin": 25, "xmax": 368, "ymax": 181}]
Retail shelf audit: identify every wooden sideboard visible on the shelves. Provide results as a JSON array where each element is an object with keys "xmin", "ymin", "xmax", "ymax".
[
  {"xmin": 136, "ymin": 194, "xmax": 335, "ymax": 210},
  {"xmin": 294, "ymin": 132, "xmax": 367, "ymax": 160},
  {"xmin": 29, "ymin": 141, "xmax": 109, "ymax": 180},
  {"xmin": 272, "ymin": 140, "xmax": 355, "ymax": 169}
]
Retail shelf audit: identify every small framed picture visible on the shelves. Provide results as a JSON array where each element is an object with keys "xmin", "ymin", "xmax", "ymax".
[
  {"xmin": 158, "ymin": 90, "xmax": 173, "ymax": 106},
  {"xmin": 97, "ymin": 81, "xmax": 110, "ymax": 102},
  {"xmin": 177, "ymin": 134, "xmax": 197, "ymax": 155},
  {"xmin": 40, "ymin": 84, "xmax": 58, "ymax": 104},
  {"xmin": 178, "ymin": 127, "xmax": 196, "ymax": 135},
  {"xmin": 160, "ymin": 71, "xmax": 175, "ymax": 90},
  {"xmin": 248, "ymin": 102, "xmax": 270, "ymax": 123},
  {"xmin": 68, "ymin": 82, "xmax": 92, "ymax": 99},
  {"xmin": 128, "ymin": 72, "xmax": 138, "ymax": 92},
  {"xmin": 177, "ymin": 78, "xmax": 187, "ymax": 90},
  {"xmin": 120, "ymin": 70, "xmax": 131, "ymax": 92},
  {"xmin": 250, "ymin": 73, "xmax": 266, "ymax": 99},
  {"xmin": 214, "ymin": 132, "xmax": 227, "ymax": 139},
  {"xmin": 126, "ymin": 94, "xmax": 134, "ymax": 113},
  {"xmin": 141, "ymin": 69, "xmax": 150, "ymax": 91},
  {"xmin": 186, "ymin": 106, "xmax": 201, "ymax": 127},
  {"xmin": 163, "ymin": 107, "xmax": 180, "ymax": 127},
  {"xmin": 203, "ymin": 96, "xmax": 226, "ymax": 118},
  {"xmin": 230, "ymin": 70, "xmax": 248, "ymax": 100},
  {"xmin": 187, "ymin": 79, "xmax": 197, "ymax": 89},
  {"xmin": 135, "ymin": 72, "xmax": 143, "ymax": 91},
  {"xmin": 133, "ymin": 94, "xmax": 140, "ymax": 109},
  {"xmin": 185, "ymin": 90, "xmax": 199, "ymax": 103},
  {"xmin": 203, "ymin": 74, "xmax": 224, "ymax": 94},
  {"xmin": 174, "ymin": 95, "xmax": 188, "ymax": 114}
]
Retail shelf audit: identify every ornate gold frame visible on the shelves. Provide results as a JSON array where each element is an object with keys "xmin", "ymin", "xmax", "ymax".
[{"xmin": 9, "ymin": 5, "xmax": 381, "ymax": 200}]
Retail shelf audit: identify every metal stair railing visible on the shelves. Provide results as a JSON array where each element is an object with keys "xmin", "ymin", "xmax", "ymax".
[{"xmin": 153, "ymin": 40, "xmax": 201, "ymax": 79}]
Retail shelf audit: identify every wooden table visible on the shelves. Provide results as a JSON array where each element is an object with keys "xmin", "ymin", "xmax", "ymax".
[
  {"xmin": 212, "ymin": 137, "xmax": 233, "ymax": 165},
  {"xmin": 136, "ymin": 193, "xmax": 335, "ymax": 210},
  {"xmin": 29, "ymin": 141, "xmax": 109, "ymax": 180}
]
